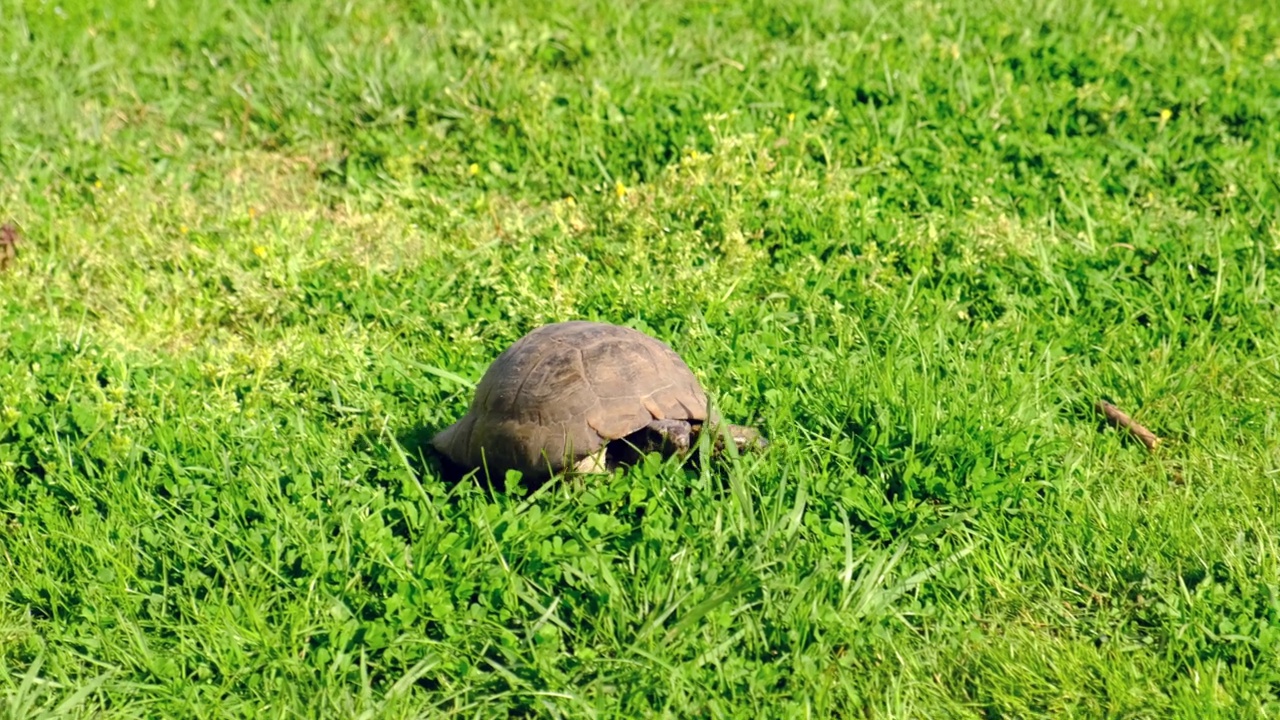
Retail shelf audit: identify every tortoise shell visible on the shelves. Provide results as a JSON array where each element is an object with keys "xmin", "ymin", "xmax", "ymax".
[{"xmin": 431, "ymin": 321, "xmax": 715, "ymax": 480}]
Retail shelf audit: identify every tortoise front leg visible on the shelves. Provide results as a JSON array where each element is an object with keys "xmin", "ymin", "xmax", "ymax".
[
  {"xmin": 645, "ymin": 418, "xmax": 695, "ymax": 455},
  {"xmin": 598, "ymin": 419, "xmax": 696, "ymax": 470}
]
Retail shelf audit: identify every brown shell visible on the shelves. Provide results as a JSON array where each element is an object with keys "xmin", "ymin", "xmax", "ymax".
[{"xmin": 431, "ymin": 321, "xmax": 713, "ymax": 479}]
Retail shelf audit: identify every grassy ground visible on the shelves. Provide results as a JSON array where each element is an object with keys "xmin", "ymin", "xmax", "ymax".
[{"xmin": 2, "ymin": 0, "xmax": 1279, "ymax": 716}]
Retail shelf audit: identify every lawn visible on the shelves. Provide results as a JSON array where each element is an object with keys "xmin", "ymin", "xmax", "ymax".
[{"xmin": 2, "ymin": 0, "xmax": 1279, "ymax": 716}]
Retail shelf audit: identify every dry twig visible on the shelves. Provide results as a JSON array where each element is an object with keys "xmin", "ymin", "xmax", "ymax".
[{"xmin": 1095, "ymin": 400, "xmax": 1161, "ymax": 452}]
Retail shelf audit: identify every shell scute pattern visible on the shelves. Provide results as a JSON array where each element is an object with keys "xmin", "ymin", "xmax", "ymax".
[{"xmin": 432, "ymin": 321, "xmax": 713, "ymax": 479}]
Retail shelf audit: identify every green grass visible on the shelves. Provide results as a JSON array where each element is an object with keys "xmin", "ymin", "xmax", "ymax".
[{"xmin": 2, "ymin": 0, "xmax": 1280, "ymax": 716}]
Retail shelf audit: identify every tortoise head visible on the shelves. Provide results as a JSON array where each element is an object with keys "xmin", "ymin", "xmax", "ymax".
[{"xmin": 710, "ymin": 423, "xmax": 769, "ymax": 455}]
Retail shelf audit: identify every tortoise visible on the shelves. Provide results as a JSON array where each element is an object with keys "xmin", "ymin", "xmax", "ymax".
[{"xmin": 431, "ymin": 321, "xmax": 766, "ymax": 483}]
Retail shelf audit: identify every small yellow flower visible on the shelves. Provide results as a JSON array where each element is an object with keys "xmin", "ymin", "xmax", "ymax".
[
  {"xmin": 94, "ymin": 180, "xmax": 103, "ymax": 189},
  {"xmin": 564, "ymin": 196, "xmax": 575, "ymax": 206},
  {"xmin": 787, "ymin": 112, "xmax": 796, "ymax": 126},
  {"xmin": 468, "ymin": 163, "xmax": 480, "ymax": 176},
  {"xmin": 110, "ymin": 433, "xmax": 133, "ymax": 454},
  {"xmin": 248, "ymin": 207, "xmax": 257, "ymax": 219},
  {"xmin": 614, "ymin": 180, "xmax": 627, "ymax": 198},
  {"xmin": 253, "ymin": 245, "xmax": 267, "ymax": 258},
  {"xmin": 179, "ymin": 225, "xmax": 189, "ymax": 235},
  {"xmin": 1158, "ymin": 108, "xmax": 1172, "ymax": 130}
]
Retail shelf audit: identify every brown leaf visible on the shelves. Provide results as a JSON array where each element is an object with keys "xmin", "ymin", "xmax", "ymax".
[{"xmin": 0, "ymin": 222, "xmax": 19, "ymax": 270}]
